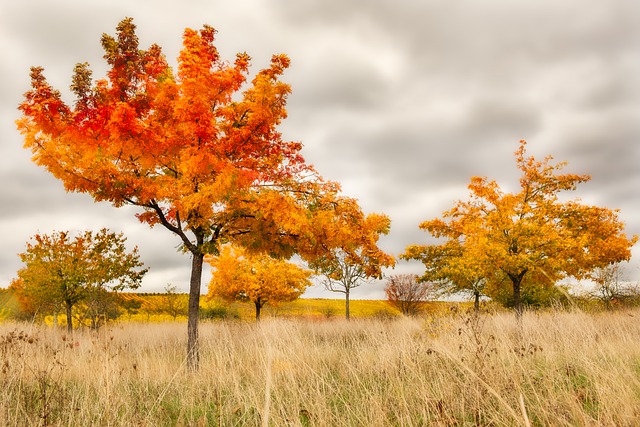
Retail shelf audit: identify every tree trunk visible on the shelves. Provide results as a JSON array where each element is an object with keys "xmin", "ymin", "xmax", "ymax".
[
  {"xmin": 65, "ymin": 302, "xmax": 73, "ymax": 334},
  {"xmin": 507, "ymin": 270, "xmax": 527, "ymax": 321},
  {"xmin": 255, "ymin": 300, "xmax": 261, "ymax": 321},
  {"xmin": 474, "ymin": 292, "xmax": 480, "ymax": 313},
  {"xmin": 345, "ymin": 289, "xmax": 350, "ymax": 321},
  {"xmin": 187, "ymin": 252, "xmax": 204, "ymax": 371},
  {"xmin": 512, "ymin": 279, "xmax": 522, "ymax": 320}
]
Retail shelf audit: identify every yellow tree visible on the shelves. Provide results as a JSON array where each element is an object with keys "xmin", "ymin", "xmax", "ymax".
[
  {"xmin": 405, "ymin": 140, "xmax": 637, "ymax": 316},
  {"xmin": 14, "ymin": 229, "xmax": 147, "ymax": 332},
  {"xmin": 403, "ymin": 243, "xmax": 489, "ymax": 312},
  {"xmin": 17, "ymin": 18, "xmax": 371, "ymax": 368},
  {"xmin": 207, "ymin": 245, "xmax": 312, "ymax": 320}
]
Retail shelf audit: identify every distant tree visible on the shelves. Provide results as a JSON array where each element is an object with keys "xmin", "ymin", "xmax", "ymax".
[
  {"xmin": 9, "ymin": 277, "xmax": 52, "ymax": 320},
  {"xmin": 160, "ymin": 284, "xmax": 187, "ymax": 320},
  {"xmin": 15, "ymin": 229, "xmax": 147, "ymax": 332},
  {"xmin": 589, "ymin": 263, "xmax": 640, "ymax": 309},
  {"xmin": 403, "ymin": 244, "xmax": 488, "ymax": 313},
  {"xmin": 81, "ymin": 287, "xmax": 122, "ymax": 329},
  {"xmin": 310, "ymin": 213, "xmax": 395, "ymax": 320},
  {"xmin": 118, "ymin": 295, "xmax": 143, "ymax": 319},
  {"xmin": 404, "ymin": 140, "xmax": 637, "ymax": 318},
  {"xmin": 207, "ymin": 245, "xmax": 312, "ymax": 320},
  {"xmin": 384, "ymin": 274, "xmax": 434, "ymax": 316}
]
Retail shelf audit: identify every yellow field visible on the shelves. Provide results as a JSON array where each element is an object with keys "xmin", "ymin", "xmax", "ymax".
[
  {"xmin": 113, "ymin": 293, "xmax": 456, "ymax": 322},
  {"xmin": 0, "ymin": 290, "xmax": 19, "ymax": 321},
  {"xmin": 1, "ymin": 288, "xmax": 458, "ymax": 325}
]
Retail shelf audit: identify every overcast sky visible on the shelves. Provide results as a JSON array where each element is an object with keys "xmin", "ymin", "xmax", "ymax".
[{"xmin": 1, "ymin": 0, "xmax": 638, "ymax": 299}]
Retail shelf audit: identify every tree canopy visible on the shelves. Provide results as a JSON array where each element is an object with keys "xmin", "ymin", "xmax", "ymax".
[
  {"xmin": 404, "ymin": 140, "xmax": 637, "ymax": 315},
  {"xmin": 12, "ymin": 229, "xmax": 146, "ymax": 332},
  {"xmin": 17, "ymin": 18, "xmax": 384, "ymax": 367},
  {"xmin": 207, "ymin": 245, "xmax": 312, "ymax": 320}
]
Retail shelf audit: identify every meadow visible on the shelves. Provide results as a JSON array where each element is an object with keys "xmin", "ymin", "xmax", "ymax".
[{"xmin": 2, "ymin": 306, "xmax": 640, "ymax": 426}]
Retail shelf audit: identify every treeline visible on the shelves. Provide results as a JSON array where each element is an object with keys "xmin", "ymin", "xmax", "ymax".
[
  {"xmin": 0, "ymin": 288, "xmax": 408, "ymax": 326},
  {"xmin": 383, "ymin": 272, "xmax": 640, "ymax": 317},
  {"xmin": 0, "ymin": 288, "xmax": 237, "ymax": 327},
  {"xmin": 3, "ymin": 281, "xmax": 640, "ymax": 330}
]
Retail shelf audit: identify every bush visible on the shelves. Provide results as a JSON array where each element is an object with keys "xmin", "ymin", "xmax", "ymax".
[
  {"xmin": 490, "ymin": 283, "xmax": 570, "ymax": 310},
  {"xmin": 199, "ymin": 305, "xmax": 240, "ymax": 320},
  {"xmin": 384, "ymin": 274, "xmax": 435, "ymax": 316}
]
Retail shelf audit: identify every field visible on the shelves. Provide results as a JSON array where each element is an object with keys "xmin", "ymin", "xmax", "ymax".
[{"xmin": 2, "ymin": 307, "xmax": 640, "ymax": 426}]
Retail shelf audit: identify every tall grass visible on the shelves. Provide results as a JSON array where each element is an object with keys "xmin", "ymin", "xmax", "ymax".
[{"xmin": 1, "ymin": 308, "xmax": 640, "ymax": 426}]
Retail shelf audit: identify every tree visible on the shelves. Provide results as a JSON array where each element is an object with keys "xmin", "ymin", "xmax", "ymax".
[
  {"xmin": 17, "ymin": 18, "xmax": 373, "ymax": 368},
  {"xmin": 589, "ymin": 263, "xmax": 640, "ymax": 309},
  {"xmin": 309, "ymin": 213, "xmax": 395, "ymax": 320},
  {"xmin": 384, "ymin": 274, "xmax": 434, "ymax": 316},
  {"xmin": 405, "ymin": 140, "xmax": 637, "ymax": 317},
  {"xmin": 159, "ymin": 284, "xmax": 187, "ymax": 320},
  {"xmin": 14, "ymin": 229, "xmax": 147, "ymax": 332},
  {"xmin": 117, "ymin": 295, "xmax": 143, "ymax": 320},
  {"xmin": 80, "ymin": 286, "xmax": 122, "ymax": 329},
  {"xmin": 403, "ymin": 243, "xmax": 489, "ymax": 312},
  {"xmin": 207, "ymin": 245, "xmax": 312, "ymax": 320}
]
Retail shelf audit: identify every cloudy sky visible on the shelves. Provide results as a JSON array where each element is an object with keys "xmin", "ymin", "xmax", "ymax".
[{"xmin": 1, "ymin": 0, "xmax": 638, "ymax": 298}]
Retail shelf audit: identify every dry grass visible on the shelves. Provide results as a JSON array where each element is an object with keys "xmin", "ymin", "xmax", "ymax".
[{"xmin": 1, "ymin": 308, "xmax": 640, "ymax": 426}]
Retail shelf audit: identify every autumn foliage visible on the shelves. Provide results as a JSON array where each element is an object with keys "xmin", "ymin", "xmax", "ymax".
[
  {"xmin": 207, "ymin": 245, "xmax": 312, "ymax": 320},
  {"xmin": 16, "ymin": 18, "xmax": 390, "ymax": 367},
  {"xmin": 310, "ymin": 213, "xmax": 395, "ymax": 319},
  {"xmin": 12, "ymin": 229, "xmax": 146, "ymax": 332},
  {"xmin": 404, "ymin": 141, "xmax": 637, "ymax": 315}
]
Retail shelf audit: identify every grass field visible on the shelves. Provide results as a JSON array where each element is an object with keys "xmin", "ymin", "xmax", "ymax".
[{"xmin": 2, "ymin": 307, "xmax": 640, "ymax": 426}]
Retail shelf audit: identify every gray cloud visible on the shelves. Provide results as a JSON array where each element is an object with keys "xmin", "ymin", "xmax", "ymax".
[{"xmin": 1, "ymin": 0, "xmax": 638, "ymax": 298}]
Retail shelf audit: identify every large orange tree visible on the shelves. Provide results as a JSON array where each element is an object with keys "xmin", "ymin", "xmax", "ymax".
[
  {"xmin": 17, "ymin": 18, "xmax": 386, "ymax": 368},
  {"xmin": 404, "ymin": 141, "xmax": 637, "ymax": 316}
]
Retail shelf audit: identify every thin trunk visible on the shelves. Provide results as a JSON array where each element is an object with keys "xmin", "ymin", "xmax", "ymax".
[
  {"xmin": 345, "ymin": 289, "xmax": 350, "ymax": 321},
  {"xmin": 474, "ymin": 292, "xmax": 480, "ymax": 313},
  {"xmin": 255, "ymin": 300, "xmax": 261, "ymax": 321},
  {"xmin": 65, "ymin": 302, "xmax": 73, "ymax": 334},
  {"xmin": 187, "ymin": 251, "xmax": 204, "ymax": 371}
]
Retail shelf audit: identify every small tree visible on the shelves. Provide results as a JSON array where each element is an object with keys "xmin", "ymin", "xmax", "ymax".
[
  {"xmin": 207, "ymin": 245, "xmax": 312, "ymax": 320},
  {"xmin": 15, "ymin": 229, "xmax": 147, "ymax": 332},
  {"xmin": 384, "ymin": 274, "xmax": 434, "ymax": 316},
  {"xmin": 81, "ymin": 286, "xmax": 122, "ymax": 329},
  {"xmin": 589, "ymin": 263, "xmax": 640, "ymax": 309},
  {"xmin": 403, "ymin": 244, "xmax": 488, "ymax": 313},
  {"xmin": 160, "ymin": 284, "xmax": 187, "ymax": 320},
  {"xmin": 118, "ymin": 295, "xmax": 143, "ymax": 319},
  {"xmin": 310, "ymin": 213, "xmax": 395, "ymax": 320}
]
